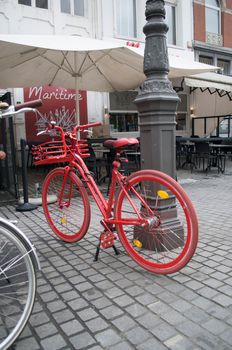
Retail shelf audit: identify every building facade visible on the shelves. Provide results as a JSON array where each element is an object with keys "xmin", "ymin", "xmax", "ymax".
[
  {"xmin": 0, "ymin": 0, "xmax": 197, "ymax": 143},
  {"xmin": 190, "ymin": 0, "xmax": 232, "ymax": 136},
  {"xmin": 3, "ymin": 1, "xmax": 231, "ymax": 140}
]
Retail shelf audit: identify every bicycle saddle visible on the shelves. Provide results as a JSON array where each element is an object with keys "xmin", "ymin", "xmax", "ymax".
[
  {"xmin": 0, "ymin": 102, "xmax": 9, "ymax": 110},
  {"xmin": 104, "ymin": 138, "xmax": 139, "ymax": 149}
]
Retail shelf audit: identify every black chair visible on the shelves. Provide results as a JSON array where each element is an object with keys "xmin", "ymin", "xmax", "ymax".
[{"xmin": 193, "ymin": 142, "xmax": 225, "ymax": 173}]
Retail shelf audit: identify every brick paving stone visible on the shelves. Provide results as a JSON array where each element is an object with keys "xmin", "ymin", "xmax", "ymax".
[
  {"xmin": 40, "ymin": 291, "xmax": 59, "ymax": 303},
  {"xmin": 30, "ymin": 312, "xmax": 50, "ymax": 327},
  {"xmin": 170, "ymin": 299, "xmax": 193, "ymax": 313},
  {"xmin": 40, "ymin": 334, "xmax": 67, "ymax": 350},
  {"xmin": 83, "ymin": 288, "xmax": 104, "ymax": 301},
  {"xmin": 68, "ymin": 297, "xmax": 89, "ymax": 311},
  {"xmin": 218, "ymin": 285, "xmax": 232, "ymax": 296},
  {"xmin": 78, "ymin": 307, "xmax": 99, "ymax": 321},
  {"xmin": 90, "ymin": 296, "xmax": 113, "ymax": 309},
  {"xmin": 47, "ymin": 300, "xmax": 67, "ymax": 313},
  {"xmin": 100, "ymin": 305, "xmax": 124, "ymax": 320},
  {"xmin": 194, "ymin": 333, "xmax": 228, "ymax": 350},
  {"xmin": 61, "ymin": 319, "xmax": 84, "ymax": 336},
  {"xmin": 151, "ymin": 321, "xmax": 177, "ymax": 341},
  {"xmin": 86, "ymin": 317, "xmax": 109, "ymax": 332},
  {"xmin": 137, "ymin": 312, "xmax": 160, "ymax": 329},
  {"xmin": 110, "ymin": 341, "xmax": 134, "ymax": 350},
  {"xmin": 183, "ymin": 306, "xmax": 209, "ymax": 323},
  {"xmin": 114, "ymin": 294, "xmax": 134, "ymax": 307},
  {"xmin": 125, "ymin": 326, "xmax": 152, "ymax": 346},
  {"xmin": 125, "ymin": 285, "xmax": 144, "ymax": 296},
  {"xmin": 115, "ymin": 278, "xmax": 134, "ymax": 288},
  {"xmin": 52, "ymin": 309, "xmax": 75, "ymax": 324},
  {"xmin": 164, "ymin": 334, "xmax": 196, "ymax": 350},
  {"xmin": 104, "ymin": 286, "xmax": 124, "ymax": 299},
  {"xmin": 220, "ymin": 329, "xmax": 232, "ymax": 346},
  {"xmin": 212, "ymin": 293, "xmax": 232, "ymax": 306},
  {"xmin": 95, "ymin": 328, "xmax": 122, "ymax": 348},
  {"xmin": 202, "ymin": 319, "xmax": 229, "ymax": 335},
  {"xmin": 135, "ymin": 293, "xmax": 156, "ymax": 306},
  {"xmin": 70, "ymin": 331, "xmax": 96, "ymax": 349},
  {"xmin": 111, "ymin": 314, "xmax": 136, "ymax": 332},
  {"xmin": 203, "ymin": 278, "xmax": 224, "ymax": 289},
  {"xmin": 35, "ymin": 322, "xmax": 58, "ymax": 339},
  {"xmin": 125, "ymin": 303, "xmax": 147, "ymax": 318},
  {"xmin": 61, "ymin": 290, "xmax": 80, "ymax": 302},
  {"xmin": 137, "ymin": 337, "xmax": 167, "ymax": 350},
  {"xmin": 161, "ymin": 310, "xmax": 187, "ymax": 326},
  {"xmin": 198, "ymin": 286, "xmax": 219, "ymax": 298},
  {"xmin": 15, "ymin": 337, "xmax": 40, "ymax": 350}
]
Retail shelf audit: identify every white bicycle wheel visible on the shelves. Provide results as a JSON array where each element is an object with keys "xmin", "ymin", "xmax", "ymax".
[{"xmin": 0, "ymin": 223, "xmax": 36, "ymax": 350}]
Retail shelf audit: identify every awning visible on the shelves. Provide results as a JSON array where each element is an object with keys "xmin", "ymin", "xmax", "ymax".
[{"xmin": 185, "ymin": 72, "xmax": 232, "ymax": 93}]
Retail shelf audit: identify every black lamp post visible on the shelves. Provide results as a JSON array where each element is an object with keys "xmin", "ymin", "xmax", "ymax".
[
  {"xmin": 134, "ymin": 0, "xmax": 182, "ymax": 250},
  {"xmin": 135, "ymin": 0, "xmax": 179, "ymax": 178}
]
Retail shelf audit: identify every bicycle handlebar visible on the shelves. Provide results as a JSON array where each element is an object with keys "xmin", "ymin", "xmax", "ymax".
[
  {"xmin": 73, "ymin": 122, "xmax": 102, "ymax": 135},
  {"xmin": 0, "ymin": 99, "xmax": 43, "ymax": 118},
  {"xmin": 15, "ymin": 99, "xmax": 43, "ymax": 111}
]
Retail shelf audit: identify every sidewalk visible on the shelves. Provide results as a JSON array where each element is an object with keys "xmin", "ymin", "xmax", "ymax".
[{"xmin": 1, "ymin": 166, "xmax": 232, "ymax": 350}]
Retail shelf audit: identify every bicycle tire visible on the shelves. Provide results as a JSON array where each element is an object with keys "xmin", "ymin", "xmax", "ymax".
[
  {"xmin": 115, "ymin": 169, "xmax": 198, "ymax": 274},
  {"xmin": 0, "ymin": 223, "xmax": 36, "ymax": 350},
  {"xmin": 42, "ymin": 168, "xmax": 91, "ymax": 242}
]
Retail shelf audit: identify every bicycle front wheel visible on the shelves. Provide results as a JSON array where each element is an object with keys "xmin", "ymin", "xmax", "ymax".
[
  {"xmin": 42, "ymin": 168, "xmax": 90, "ymax": 242},
  {"xmin": 0, "ymin": 223, "xmax": 36, "ymax": 350},
  {"xmin": 115, "ymin": 170, "xmax": 198, "ymax": 275}
]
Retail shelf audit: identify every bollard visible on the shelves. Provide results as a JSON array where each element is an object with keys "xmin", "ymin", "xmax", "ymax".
[{"xmin": 16, "ymin": 139, "xmax": 38, "ymax": 212}]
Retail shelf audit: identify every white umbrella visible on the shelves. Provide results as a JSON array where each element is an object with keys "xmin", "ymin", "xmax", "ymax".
[
  {"xmin": 0, "ymin": 34, "xmax": 218, "ymax": 90},
  {"xmin": 0, "ymin": 34, "xmax": 218, "ymax": 124},
  {"xmin": 0, "ymin": 34, "xmax": 146, "ymax": 126}
]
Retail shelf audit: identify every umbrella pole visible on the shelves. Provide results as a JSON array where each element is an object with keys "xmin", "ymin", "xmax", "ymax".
[
  {"xmin": 75, "ymin": 87, "xmax": 80, "ymax": 139},
  {"xmin": 74, "ymin": 54, "xmax": 80, "ymax": 139}
]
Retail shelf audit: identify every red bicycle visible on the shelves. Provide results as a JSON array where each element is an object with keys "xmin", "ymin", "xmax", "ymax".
[{"xmin": 33, "ymin": 121, "xmax": 198, "ymax": 275}]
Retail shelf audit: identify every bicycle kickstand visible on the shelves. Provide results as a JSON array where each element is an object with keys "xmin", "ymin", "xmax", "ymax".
[{"xmin": 93, "ymin": 231, "xmax": 120, "ymax": 262}]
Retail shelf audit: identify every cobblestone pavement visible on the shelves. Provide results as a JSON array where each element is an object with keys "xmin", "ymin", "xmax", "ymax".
[{"xmin": 1, "ymin": 166, "xmax": 232, "ymax": 350}]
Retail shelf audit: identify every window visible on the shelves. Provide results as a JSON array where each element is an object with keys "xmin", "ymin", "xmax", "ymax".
[
  {"xmin": 199, "ymin": 55, "xmax": 214, "ymax": 65},
  {"xmin": 18, "ymin": 0, "xmax": 31, "ymax": 5},
  {"xmin": 205, "ymin": 0, "xmax": 220, "ymax": 34},
  {"xmin": 110, "ymin": 113, "xmax": 138, "ymax": 133},
  {"xmin": 176, "ymin": 94, "xmax": 187, "ymax": 131},
  {"xmin": 217, "ymin": 59, "xmax": 230, "ymax": 75},
  {"xmin": 18, "ymin": 0, "xmax": 48, "ymax": 8},
  {"xmin": 116, "ymin": 0, "xmax": 137, "ymax": 38},
  {"xmin": 165, "ymin": 3, "xmax": 176, "ymax": 45},
  {"xmin": 74, "ymin": 0, "xmax": 84, "ymax": 16},
  {"xmin": 36, "ymin": 0, "xmax": 48, "ymax": 8},
  {"xmin": 60, "ymin": 0, "xmax": 85, "ymax": 16},
  {"xmin": 61, "ymin": 0, "xmax": 70, "ymax": 14}
]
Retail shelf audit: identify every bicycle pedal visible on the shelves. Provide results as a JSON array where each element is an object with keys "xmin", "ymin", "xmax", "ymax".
[{"xmin": 100, "ymin": 232, "xmax": 116, "ymax": 249}]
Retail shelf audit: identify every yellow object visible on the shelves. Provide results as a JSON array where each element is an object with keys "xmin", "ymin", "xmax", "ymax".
[
  {"xmin": 133, "ymin": 239, "xmax": 142, "ymax": 248},
  {"xmin": 60, "ymin": 217, "xmax": 67, "ymax": 224},
  {"xmin": 157, "ymin": 190, "xmax": 169, "ymax": 199}
]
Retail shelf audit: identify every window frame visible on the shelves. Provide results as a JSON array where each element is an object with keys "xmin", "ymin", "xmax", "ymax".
[
  {"xmin": 60, "ymin": 0, "xmax": 86, "ymax": 17},
  {"xmin": 205, "ymin": 0, "xmax": 221, "ymax": 35},
  {"xmin": 165, "ymin": 2, "xmax": 177, "ymax": 46},
  {"xmin": 18, "ymin": 0, "xmax": 48, "ymax": 9},
  {"xmin": 114, "ymin": 0, "xmax": 137, "ymax": 39}
]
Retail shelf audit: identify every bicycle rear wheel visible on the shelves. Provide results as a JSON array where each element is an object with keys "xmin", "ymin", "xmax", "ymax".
[
  {"xmin": 42, "ymin": 168, "xmax": 90, "ymax": 242},
  {"xmin": 0, "ymin": 223, "xmax": 36, "ymax": 350},
  {"xmin": 115, "ymin": 170, "xmax": 198, "ymax": 274}
]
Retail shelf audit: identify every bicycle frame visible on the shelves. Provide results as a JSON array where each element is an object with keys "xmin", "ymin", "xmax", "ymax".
[{"xmin": 62, "ymin": 151, "xmax": 149, "ymax": 228}]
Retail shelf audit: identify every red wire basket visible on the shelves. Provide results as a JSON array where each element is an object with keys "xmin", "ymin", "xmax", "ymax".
[{"xmin": 32, "ymin": 140, "xmax": 70, "ymax": 165}]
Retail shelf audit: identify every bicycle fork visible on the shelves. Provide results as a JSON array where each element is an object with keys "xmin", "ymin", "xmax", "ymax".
[{"xmin": 94, "ymin": 220, "xmax": 120, "ymax": 262}]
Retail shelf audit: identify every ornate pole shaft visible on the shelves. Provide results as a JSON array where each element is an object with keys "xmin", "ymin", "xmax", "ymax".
[{"xmin": 135, "ymin": 0, "xmax": 179, "ymax": 178}]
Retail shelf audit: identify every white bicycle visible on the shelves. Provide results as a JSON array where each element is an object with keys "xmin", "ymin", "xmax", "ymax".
[{"xmin": 0, "ymin": 100, "xmax": 41, "ymax": 350}]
